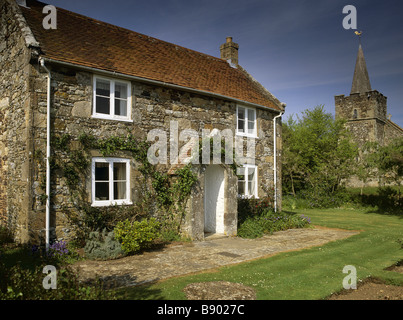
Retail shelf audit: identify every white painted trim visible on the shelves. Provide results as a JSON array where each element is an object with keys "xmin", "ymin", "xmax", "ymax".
[
  {"xmin": 238, "ymin": 164, "xmax": 259, "ymax": 198},
  {"xmin": 236, "ymin": 105, "xmax": 258, "ymax": 138},
  {"xmin": 91, "ymin": 157, "xmax": 132, "ymax": 207},
  {"xmin": 92, "ymin": 75, "xmax": 132, "ymax": 122}
]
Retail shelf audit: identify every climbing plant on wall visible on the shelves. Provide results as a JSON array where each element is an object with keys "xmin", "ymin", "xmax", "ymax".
[{"xmin": 49, "ymin": 132, "xmax": 198, "ymax": 245}]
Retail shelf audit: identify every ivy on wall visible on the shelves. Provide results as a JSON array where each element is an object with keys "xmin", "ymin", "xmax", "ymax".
[{"xmin": 48, "ymin": 132, "xmax": 198, "ymax": 245}]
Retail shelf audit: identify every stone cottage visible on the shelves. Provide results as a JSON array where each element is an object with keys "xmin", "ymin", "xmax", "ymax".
[
  {"xmin": 0, "ymin": 0, "xmax": 285, "ymax": 245},
  {"xmin": 335, "ymin": 43, "xmax": 403, "ymax": 186}
]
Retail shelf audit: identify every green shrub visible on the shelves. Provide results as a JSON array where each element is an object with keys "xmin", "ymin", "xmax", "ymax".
[
  {"xmin": 237, "ymin": 217, "xmax": 265, "ymax": 239},
  {"xmin": 84, "ymin": 230, "xmax": 126, "ymax": 261},
  {"xmin": 282, "ymin": 195, "xmax": 311, "ymax": 210},
  {"xmin": 0, "ymin": 262, "xmax": 115, "ymax": 300},
  {"xmin": 237, "ymin": 213, "xmax": 311, "ymax": 239},
  {"xmin": 299, "ymin": 188, "xmax": 350, "ymax": 209},
  {"xmin": 237, "ymin": 196, "xmax": 274, "ymax": 223},
  {"xmin": 114, "ymin": 218, "xmax": 161, "ymax": 255}
]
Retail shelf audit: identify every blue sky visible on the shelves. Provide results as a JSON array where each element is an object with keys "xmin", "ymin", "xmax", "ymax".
[{"xmin": 48, "ymin": 0, "xmax": 403, "ymax": 127}]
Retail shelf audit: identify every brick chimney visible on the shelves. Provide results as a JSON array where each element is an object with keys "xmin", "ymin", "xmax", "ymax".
[{"xmin": 220, "ymin": 37, "xmax": 239, "ymax": 66}]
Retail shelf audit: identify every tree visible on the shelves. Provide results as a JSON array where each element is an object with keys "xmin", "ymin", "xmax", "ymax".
[
  {"xmin": 378, "ymin": 138, "xmax": 403, "ymax": 184},
  {"xmin": 282, "ymin": 105, "xmax": 358, "ymax": 205}
]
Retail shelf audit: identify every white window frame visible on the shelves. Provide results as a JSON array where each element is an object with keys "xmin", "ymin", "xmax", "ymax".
[
  {"xmin": 236, "ymin": 105, "xmax": 257, "ymax": 138},
  {"xmin": 238, "ymin": 164, "xmax": 258, "ymax": 198},
  {"xmin": 93, "ymin": 75, "xmax": 132, "ymax": 122},
  {"xmin": 91, "ymin": 157, "xmax": 132, "ymax": 207}
]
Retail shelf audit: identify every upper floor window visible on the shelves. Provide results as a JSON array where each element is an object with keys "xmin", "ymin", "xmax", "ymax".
[
  {"xmin": 237, "ymin": 105, "xmax": 257, "ymax": 137},
  {"xmin": 93, "ymin": 76, "xmax": 132, "ymax": 121},
  {"xmin": 353, "ymin": 109, "xmax": 358, "ymax": 119}
]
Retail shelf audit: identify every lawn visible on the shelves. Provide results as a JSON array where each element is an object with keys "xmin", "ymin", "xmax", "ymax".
[{"xmin": 116, "ymin": 208, "xmax": 403, "ymax": 300}]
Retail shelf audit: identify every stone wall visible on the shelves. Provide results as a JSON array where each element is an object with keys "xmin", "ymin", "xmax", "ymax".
[
  {"xmin": 27, "ymin": 63, "xmax": 281, "ymax": 242},
  {"xmin": 0, "ymin": 0, "xmax": 36, "ymax": 242},
  {"xmin": 2, "ymin": 1, "xmax": 282, "ymax": 243},
  {"xmin": 335, "ymin": 89, "xmax": 402, "ymax": 188},
  {"xmin": 335, "ymin": 91, "xmax": 387, "ymax": 124},
  {"xmin": 384, "ymin": 120, "xmax": 403, "ymax": 145},
  {"xmin": 335, "ymin": 90, "xmax": 402, "ymax": 148}
]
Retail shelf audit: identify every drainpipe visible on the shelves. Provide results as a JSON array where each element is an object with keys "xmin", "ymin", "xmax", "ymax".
[
  {"xmin": 273, "ymin": 111, "xmax": 284, "ymax": 213},
  {"xmin": 39, "ymin": 58, "xmax": 51, "ymax": 250}
]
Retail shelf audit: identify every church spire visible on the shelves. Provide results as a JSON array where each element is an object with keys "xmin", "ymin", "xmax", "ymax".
[{"xmin": 351, "ymin": 44, "xmax": 372, "ymax": 94}]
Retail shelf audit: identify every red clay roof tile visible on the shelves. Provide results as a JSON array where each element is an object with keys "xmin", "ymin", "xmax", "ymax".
[{"xmin": 20, "ymin": 0, "xmax": 282, "ymax": 111}]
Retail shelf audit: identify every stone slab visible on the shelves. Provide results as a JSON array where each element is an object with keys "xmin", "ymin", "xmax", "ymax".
[{"xmin": 73, "ymin": 227, "xmax": 359, "ymax": 289}]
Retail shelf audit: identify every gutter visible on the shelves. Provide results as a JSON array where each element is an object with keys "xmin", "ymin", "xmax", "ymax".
[
  {"xmin": 273, "ymin": 111, "xmax": 284, "ymax": 213},
  {"xmin": 39, "ymin": 57, "xmax": 51, "ymax": 250},
  {"xmin": 39, "ymin": 57, "xmax": 284, "ymax": 113}
]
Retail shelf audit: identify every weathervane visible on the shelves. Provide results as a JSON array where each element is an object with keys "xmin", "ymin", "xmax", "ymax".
[{"xmin": 355, "ymin": 30, "xmax": 363, "ymax": 45}]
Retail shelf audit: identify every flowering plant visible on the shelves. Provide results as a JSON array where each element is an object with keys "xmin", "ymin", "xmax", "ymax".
[{"xmin": 48, "ymin": 240, "xmax": 69, "ymax": 257}]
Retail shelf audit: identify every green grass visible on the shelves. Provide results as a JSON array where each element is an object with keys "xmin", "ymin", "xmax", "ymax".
[{"xmin": 116, "ymin": 208, "xmax": 403, "ymax": 300}]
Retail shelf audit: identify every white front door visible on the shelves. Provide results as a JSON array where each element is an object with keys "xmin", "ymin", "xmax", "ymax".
[{"xmin": 204, "ymin": 165, "xmax": 225, "ymax": 234}]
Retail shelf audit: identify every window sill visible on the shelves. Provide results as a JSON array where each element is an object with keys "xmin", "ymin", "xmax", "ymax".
[
  {"xmin": 92, "ymin": 115, "xmax": 133, "ymax": 123},
  {"xmin": 236, "ymin": 132, "xmax": 258, "ymax": 139},
  {"xmin": 237, "ymin": 195, "xmax": 259, "ymax": 199},
  {"xmin": 91, "ymin": 200, "xmax": 133, "ymax": 207}
]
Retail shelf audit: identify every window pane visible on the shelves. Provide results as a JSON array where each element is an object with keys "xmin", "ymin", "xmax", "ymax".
[
  {"xmin": 248, "ymin": 109, "xmax": 255, "ymax": 121},
  {"xmin": 248, "ymin": 167, "xmax": 255, "ymax": 182},
  {"xmin": 237, "ymin": 166, "xmax": 245, "ymax": 178},
  {"xmin": 114, "ymin": 182, "xmax": 127, "ymax": 200},
  {"xmin": 95, "ymin": 162, "xmax": 109, "ymax": 181},
  {"xmin": 113, "ymin": 162, "xmax": 127, "ymax": 181},
  {"xmin": 238, "ymin": 181, "xmax": 245, "ymax": 195},
  {"xmin": 115, "ymin": 99, "xmax": 127, "ymax": 117},
  {"xmin": 113, "ymin": 163, "xmax": 127, "ymax": 200},
  {"xmin": 96, "ymin": 96, "xmax": 110, "ymax": 114},
  {"xmin": 247, "ymin": 181, "xmax": 252, "ymax": 195},
  {"xmin": 95, "ymin": 182, "xmax": 109, "ymax": 201},
  {"xmin": 96, "ymin": 79, "xmax": 110, "ymax": 97},
  {"xmin": 248, "ymin": 167, "xmax": 256, "ymax": 196},
  {"xmin": 238, "ymin": 108, "xmax": 245, "ymax": 133},
  {"xmin": 238, "ymin": 107, "xmax": 245, "ymax": 120},
  {"xmin": 248, "ymin": 120, "xmax": 255, "ymax": 134},
  {"xmin": 238, "ymin": 119, "xmax": 245, "ymax": 133},
  {"xmin": 115, "ymin": 82, "xmax": 128, "ymax": 99}
]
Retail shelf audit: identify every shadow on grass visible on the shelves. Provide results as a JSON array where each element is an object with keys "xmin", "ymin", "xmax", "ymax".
[
  {"xmin": 283, "ymin": 187, "xmax": 403, "ymax": 218},
  {"xmin": 115, "ymin": 281, "xmax": 164, "ymax": 300},
  {"xmin": 281, "ymin": 210, "xmax": 299, "ymax": 215},
  {"xmin": 355, "ymin": 188, "xmax": 403, "ymax": 218}
]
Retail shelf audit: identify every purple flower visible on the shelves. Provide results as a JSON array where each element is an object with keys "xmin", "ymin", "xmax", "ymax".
[{"xmin": 48, "ymin": 240, "xmax": 69, "ymax": 257}]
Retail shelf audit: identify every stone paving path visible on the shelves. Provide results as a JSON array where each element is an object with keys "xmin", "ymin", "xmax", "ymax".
[{"xmin": 73, "ymin": 227, "xmax": 359, "ymax": 289}]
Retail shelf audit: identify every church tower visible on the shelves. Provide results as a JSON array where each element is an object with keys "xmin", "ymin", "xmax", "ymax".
[{"xmin": 335, "ymin": 44, "xmax": 388, "ymax": 148}]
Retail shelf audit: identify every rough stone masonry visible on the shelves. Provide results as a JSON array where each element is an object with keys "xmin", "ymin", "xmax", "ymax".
[{"xmin": 0, "ymin": 0, "xmax": 284, "ymax": 244}]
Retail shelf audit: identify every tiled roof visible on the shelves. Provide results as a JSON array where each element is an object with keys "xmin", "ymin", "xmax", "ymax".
[{"xmin": 20, "ymin": 0, "xmax": 282, "ymax": 111}]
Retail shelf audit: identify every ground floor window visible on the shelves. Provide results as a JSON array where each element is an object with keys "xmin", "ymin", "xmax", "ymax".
[
  {"xmin": 91, "ymin": 157, "xmax": 131, "ymax": 206},
  {"xmin": 238, "ymin": 164, "xmax": 258, "ymax": 198}
]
